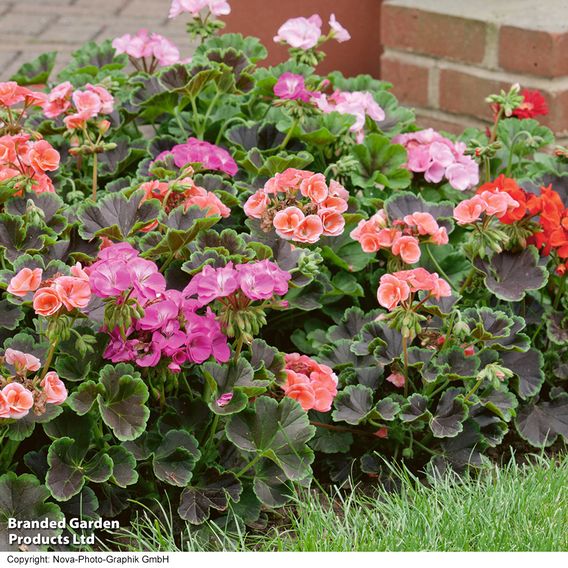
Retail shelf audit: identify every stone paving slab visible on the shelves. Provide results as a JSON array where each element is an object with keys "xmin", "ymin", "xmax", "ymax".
[{"xmin": 0, "ymin": 0, "xmax": 192, "ymax": 80}]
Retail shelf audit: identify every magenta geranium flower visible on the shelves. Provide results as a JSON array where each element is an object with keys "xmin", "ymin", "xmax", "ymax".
[
  {"xmin": 274, "ymin": 73, "xmax": 311, "ymax": 102},
  {"xmin": 155, "ymin": 138, "xmax": 238, "ymax": 176}
]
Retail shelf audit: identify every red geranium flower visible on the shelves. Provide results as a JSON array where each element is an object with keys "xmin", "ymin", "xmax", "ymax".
[{"xmin": 512, "ymin": 89, "xmax": 549, "ymax": 119}]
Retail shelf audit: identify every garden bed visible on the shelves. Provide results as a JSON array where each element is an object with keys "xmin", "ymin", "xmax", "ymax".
[{"xmin": 0, "ymin": 0, "xmax": 567, "ymax": 553}]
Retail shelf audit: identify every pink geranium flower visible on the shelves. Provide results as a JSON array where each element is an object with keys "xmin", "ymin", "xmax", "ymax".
[
  {"xmin": 4, "ymin": 348, "xmax": 41, "ymax": 374},
  {"xmin": 274, "ymin": 73, "xmax": 311, "ymax": 102},
  {"xmin": 169, "ymin": 0, "xmax": 230, "ymax": 18},
  {"xmin": 274, "ymin": 15, "xmax": 323, "ymax": 49},
  {"xmin": 329, "ymin": 14, "xmax": 350, "ymax": 42}
]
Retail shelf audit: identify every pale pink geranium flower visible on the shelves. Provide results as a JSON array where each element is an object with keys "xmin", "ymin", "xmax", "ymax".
[
  {"xmin": 169, "ymin": 0, "xmax": 230, "ymax": 18},
  {"xmin": 41, "ymin": 371, "xmax": 68, "ymax": 405},
  {"xmin": 4, "ymin": 348, "xmax": 41, "ymax": 373},
  {"xmin": 72, "ymin": 90, "xmax": 101, "ymax": 118},
  {"xmin": 7, "ymin": 267, "xmax": 43, "ymax": 297},
  {"xmin": 113, "ymin": 29, "xmax": 152, "ymax": 59},
  {"xmin": 85, "ymin": 84, "xmax": 114, "ymax": 114},
  {"xmin": 1, "ymin": 383, "xmax": 34, "ymax": 419},
  {"xmin": 274, "ymin": 15, "xmax": 323, "ymax": 49},
  {"xmin": 329, "ymin": 14, "xmax": 350, "ymax": 42},
  {"xmin": 148, "ymin": 34, "xmax": 181, "ymax": 66}
]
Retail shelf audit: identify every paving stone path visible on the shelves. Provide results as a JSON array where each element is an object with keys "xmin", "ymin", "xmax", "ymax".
[{"xmin": 0, "ymin": 0, "xmax": 192, "ymax": 79}]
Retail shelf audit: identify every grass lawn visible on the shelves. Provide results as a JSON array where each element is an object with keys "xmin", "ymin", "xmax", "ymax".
[{"xmin": 104, "ymin": 454, "xmax": 568, "ymax": 552}]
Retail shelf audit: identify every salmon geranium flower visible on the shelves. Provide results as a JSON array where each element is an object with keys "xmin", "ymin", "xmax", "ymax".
[
  {"xmin": 1, "ymin": 383, "xmax": 34, "ymax": 419},
  {"xmin": 41, "ymin": 371, "xmax": 68, "ymax": 405},
  {"xmin": 377, "ymin": 274, "xmax": 411, "ymax": 310},
  {"xmin": 32, "ymin": 287, "xmax": 63, "ymax": 317},
  {"xmin": 7, "ymin": 267, "xmax": 43, "ymax": 297}
]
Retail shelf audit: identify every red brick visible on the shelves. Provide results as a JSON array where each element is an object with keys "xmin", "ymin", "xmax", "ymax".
[
  {"xmin": 540, "ymin": 89, "xmax": 568, "ymax": 135},
  {"xmin": 381, "ymin": 4, "xmax": 486, "ymax": 64},
  {"xmin": 438, "ymin": 68, "xmax": 568, "ymax": 136},
  {"xmin": 380, "ymin": 55, "xmax": 430, "ymax": 107},
  {"xmin": 439, "ymin": 68, "xmax": 508, "ymax": 121},
  {"xmin": 499, "ymin": 26, "xmax": 568, "ymax": 78}
]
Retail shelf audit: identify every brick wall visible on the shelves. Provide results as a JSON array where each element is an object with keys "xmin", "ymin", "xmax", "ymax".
[{"xmin": 380, "ymin": 0, "xmax": 568, "ymax": 137}]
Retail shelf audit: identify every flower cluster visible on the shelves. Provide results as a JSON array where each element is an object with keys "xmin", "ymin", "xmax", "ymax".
[
  {"xmin": 8, "ymin": 265, "xmax": 92, "ymax": 317},
  {"xmin": 311, "ymin": 89, "xmax": 385, "ymax": 142},
  {"xmin": 0, "ymin": 348, "xmax": 67, "ymax": 420},
  {"xmin": 530, "ymin": 185, "xmax": 568, "ymax": 275},
  {"xmin": 183, "ymin": 260, "xmax": 291, "ymax": 341},
  {"xmin": 511, "ymin": 89, "xmax": 549, "ymax": 119},
  {"xmin": 281, "ymin": 353, "xmax": 338, "ymax": 412},
  {"xmin": 0, "ymin": 81, "xmax": 46, "ymax": 109},
  {"xmin": 169, "ymin": 0, "xmax": 231, "ymax": 19},
  {"xmin": 453, "ymin": 186, "xmax": 522, "ymax": 226},
  {"xmin": 112, "ymin": 29, "xmax": 184, "ymax": 70},
  {"xmin": 0, "ymin": 134, "xmax": 60, "ymax": 194},
  {"xmin": 274, "ymin": 14, "xmax": 350, "ymax": 50},
  {"xmin": 0, "ymin": 81, "xmax": 46, "ymax": 133},
  {"xmin": 40, "ymin": 81, "xmax": 114, "ymax": 131},
  {"xmin": 377, "ymin": 268, "xmax": 452, "ymax": 311},
  {"xmin": 155, "ymin": 137, "xmax": 238, "ymax": 176},
  {"xmin": 184, "ymin": 260, "xmax": 291, "ymax": 305},
  {"xmin": 393, "ymin": 129, "xmax": 479, "ymax": 191},
  {"xmin": 351, "ymin": 209, "xmax": 448, "ymax": 264},
  {"xmin": 475, "ymin": 175, "xmax": 534, "ymax": 224},
  {"xmin": 244, "ymin": 169, "xmax": 349, "ymax": 244},
  {"xmin": 88, "ymin": 243, "xmax": 230, "ymax": 371},
  {"xmin": 140, "ymin": 172, "xmax": 230, "ymax": 230}
]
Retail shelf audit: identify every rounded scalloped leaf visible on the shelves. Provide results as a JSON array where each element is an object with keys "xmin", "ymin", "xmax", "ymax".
[
  {"xmin": 97, "ymin": 363, "xmax": 150, "ymax": 442},
  {"xmin": 332, "ymin": 384, "xmax": 374, "ymax": 425},
  {"xmin": 0, "ymin": 472, "xmax": 64, "ymax": 551},
  {"xmin": 226, "ymin": 397, "xmax": 315, "ymax": 481},
  {"xmin": 515, "ymin": 393, "xmax": 568, "ymax": 448},
  {"xmin": 178, "ymin": 469, "xmax": 242, "ymax": 525},
  {"xmin": 474, "ymin": 247, "xmax": 548, "ymax": 302},
  {"xmin": 430, "ymin": 388, "xmax": 469, "ymax": 438},
  {"xmin": 46, "ymin": 438, "xmax": 113, "ymax": 501}
]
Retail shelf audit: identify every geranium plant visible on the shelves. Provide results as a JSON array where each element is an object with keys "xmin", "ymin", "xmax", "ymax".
[{"xmin": 0, "ymin": 0, "xmax": 567, "ymax": 550}]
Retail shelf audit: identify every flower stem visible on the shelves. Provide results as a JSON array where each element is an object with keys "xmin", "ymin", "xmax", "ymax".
[
  {"xmin": 402, "ymin": 334, "xmax": 409, "ymax": 397},
  {"xmin": 92, "ymin": 153, "xmax": 98, "ymax": 200},
  {"xmin": 38, "ymin": 338, "xmax": 58, "ymax": 383},
  {"xmin": 464, "ymin": 377, "xmax": 483, "ymax": 402},
  {"xmin": 235, "ymin": 453, "xmax": 263, "ymax": 478},
  {"xmin": 278, "ymin": 118, "xmax": 299, "ymax": 151},
  {"xmin": 425, "ymin": 245, "xmax": 456, "ymax": 291}
]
